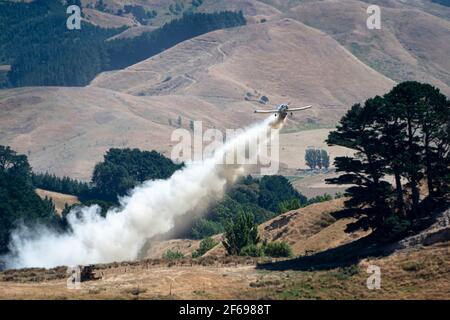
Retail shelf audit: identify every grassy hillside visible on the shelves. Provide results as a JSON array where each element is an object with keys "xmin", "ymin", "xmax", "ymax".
[
  {"xmin": 91, "ymin": 18, "xmax": 394, "ymax": 125},
  {"xmin": 35, "ymin": 189, "xmax": 79, "ymax": 215},
  {"xmin": 287, "ymin": 0, "xmax": 450, "ymax": 95},
  {"xmin": 143, "ymin": 198, "xmax": 366, "ymax": 259},
  {"xmin": 0, "ymin": 0, "xmax": 448, "ymax": 182},
  {"xmin": 1, "ymin": 195, "xmax": 448, "ymax": 299},
  {"xmin": 0, "ymin": 17, "xmax": 394, "ymax": 179}
]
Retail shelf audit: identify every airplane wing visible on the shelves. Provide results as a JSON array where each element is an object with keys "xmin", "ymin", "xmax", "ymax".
[
  {"xmin": 289, "ymin": 105, "xmax": 312, "ymax": 112},
  {"xmin": 254, "ymin": 109, "xmax": 278, "ymax": 113}
]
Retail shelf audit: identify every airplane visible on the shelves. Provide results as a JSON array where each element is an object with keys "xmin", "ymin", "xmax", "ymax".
[{"xmin": 254, "ymin": 103, "xmax": 312, "ymax": 121}]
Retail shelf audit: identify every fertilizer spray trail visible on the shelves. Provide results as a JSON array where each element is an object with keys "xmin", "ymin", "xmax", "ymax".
[{"xmin": 5, "ymin": 116, "xmax": 282, "ymax": 268}]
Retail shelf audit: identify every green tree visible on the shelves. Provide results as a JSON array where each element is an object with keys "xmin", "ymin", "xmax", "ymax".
[
  {"xmin": 305, "ymin": 148, "xmax": 329, "ymax": 170},
  {"xmin": 278, "ymin": 198, "xmax": 302, "ymax": 213},
  {"xmin": 240, "ymin": 244, "xmax": 264, "ymax": 257},
  {"xmin": 191, "ymin": 218, "xmax": 223, "ymax": 239},
  {"xmin": 1, "ymin": 2, "xmax": 245, "ymax": 88},
  {"xmin": 327, "ymin": 98, "xmax": 393, "ymax": 229},
  {"xmin": 0, "ymin": 145, "xmax": 58, "ymax": 253},
  {"xmin": 189, "ymin": 175, "xmax": 307, "ymax": 239},
  {"xmin": 223, "ymin": 211, "xmax": 260, "ymax": 255},
  {"xmin": 382, "ymin": 82, "xmax": 450, "ymax": 215},
  {"xmin": 32, "ymin": 172, "xmax": 90, "ymax": 196},
  {"xmin": 258, "ymin": 175, "xmax": 306, "ymax": 213},
  {"xmin": 90, "ymin": 148, "xmax": 183, "ymax": 201},
  {"xmin": 321, "ymin": 149, "xmax": 330, "ymax": 169},
  {"xmin": 327, "ymin": 81, "xmax": 450, "ymax": 232},
  {"xmin": 305, "ymin": 148, "xmax": 318, "ymax": 169}
]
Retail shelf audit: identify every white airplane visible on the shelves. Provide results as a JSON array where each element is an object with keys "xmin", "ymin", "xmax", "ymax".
[{"xmin": 254, "ymin": 103, "xmax": 312, "ymax": 121}]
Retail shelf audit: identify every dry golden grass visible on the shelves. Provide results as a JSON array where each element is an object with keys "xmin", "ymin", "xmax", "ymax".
[
  {"xmin": 1, "ymin": 0, "xmax": 449, "ymax": 181},
  {"xmin": 0, "ymin": 195, "xmax": 447, "ymax": 300},
  {"xmin": 0, "ymin": 17, "xmax": 393, "ymax": 179},
  {"xmin": 35, "ymin": 188, "xmax": 79, "ymax": 215},
  {"xmin": 258, "ymin": 198, "xmax": 370, "ymax": 256},
  {"xmin": 246, "ymin": 242, "xmax": 450, "ymax": 300},
  {"xmin": 0, "ymin": 243, "xmax": 448, "ymax": 300},
  {"xmin": 143, "ymin": 198, "xmax": 367, "ymax": 259},
  {"xmin": 83, "ymin": 8, "xmax": 136, "ymax": 28},
  {"xmin": 288, "ymin": 0, "xmax": 450, "ymax": 96}
]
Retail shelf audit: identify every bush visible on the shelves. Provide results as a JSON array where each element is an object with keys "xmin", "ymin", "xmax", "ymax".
[
  {"xmin": 162, "ymin": 249, "xmax": 184, "ymax": 260},
  {"xmin": 382, "ymin": 214, "xmax": 411, "ymax": 239},
  {"xmin": 263, "ymin": 242, "xmax": 293, "ymax": 258},
  {"xmin": 192, "ymin": 237, "xmax": 217, "ymax": 258},
  {"xmin": 278, "ymin": 198, "xmax": 302, "ymax": 213},
  {"xmin": 334, "ymin": 192, "xmax": 344, "ymax": 199},
  {"xmin": 223, "ymin": 211, "xmax": 260, "ymax": 255},
  {"xmin": 335, "ymin": 265, "xmax": 359, "ymax": 280},
  {"xmin": 240, "ymin": 244, "xmax": 265, "ymax": 257},
  {"xmin": 307, "ymin": 194, "xmax": 333, "ymax": 205}
]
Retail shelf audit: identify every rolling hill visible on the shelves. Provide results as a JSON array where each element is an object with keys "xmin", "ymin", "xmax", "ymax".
[
  {"xmin": 91, "ymin": 17, "xmax": 394, "ymax": 121},
  {"xmin": 0, "ymin": 0, "xmax": 449, "ymax": 180},
  {"xmin": 0, "ymin": 17, "xmax": 394, "ymax": 179},
  {"xmin": 287, "ymin": 0, "xmax": 450, "ymax": 95}
]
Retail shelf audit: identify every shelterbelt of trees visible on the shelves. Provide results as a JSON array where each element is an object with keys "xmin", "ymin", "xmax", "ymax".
[
  {"xmin": 327, "ymin": 81, "xmax": 450, "ymax": 238},
  {"xmin": 0, "ymin": 0, "xmax": 246, "ymax": 87}
]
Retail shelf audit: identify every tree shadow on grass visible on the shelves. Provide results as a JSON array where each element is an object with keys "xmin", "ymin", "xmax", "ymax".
[
  {"xmin": 257, "ymin": 199, "xmax": 450, "ymax": 272},
  {"xmin": 257, "ymin": 232, "xmax": 394, "ymax": 272}
]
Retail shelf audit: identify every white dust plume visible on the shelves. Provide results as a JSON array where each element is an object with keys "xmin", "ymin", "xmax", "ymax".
[{"xmin": 4, "ymin": 116, "xmax": 282, "ymax": 268}]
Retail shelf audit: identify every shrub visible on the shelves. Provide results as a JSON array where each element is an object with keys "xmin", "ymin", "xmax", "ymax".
[
  {"xmin": 334, "ymin": 192, "xmax": 344, "ymax": 199},
  {"xmin": 263, "ymin": 242, "xmax": 293, "ymax": 258},
  {"xmin": 382, "ymin": 214, "xmax": 411, "ymax": 239},
  {"xmin": 335, "ymin": 264, "xmax": 360, "ymax": 280},
  {"xmin": 192, "ymin": 237, "xmax": 217, "ymax": 258},
  {"xmin": 278, "ymin": 198, "xmax": 301, "ymax": 213},
  {"xmin": 223, "ymin": 211, "xmax": 260, "ymax": 255},
  {"xmin": 240, "ymin": 244, "xmax": 265, "ymax": 257},
  {"xmin": 162, "ymin": 249, "xmax": 184, "ymax": 260},
  {"xmin": 307, "ymin": 194, "xmax": 333, "ymax": 205},
  {"xmin": 259, "ymin": 95, "xmax": 269, "ymax": 103}
]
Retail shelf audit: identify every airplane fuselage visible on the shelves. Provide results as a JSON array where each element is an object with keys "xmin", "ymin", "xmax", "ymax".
[
  {"xmin": 276, "ymin": 104, "xmax": 289, "ymax": 120},
  {"xmin": 254, "ymin": 104, "xmax": 311, "ymax": 126}
]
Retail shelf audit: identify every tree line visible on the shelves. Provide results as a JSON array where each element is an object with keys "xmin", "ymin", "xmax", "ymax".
[
  {"xmin": 33, "ymin": 148, "xmax": 183, "ymax": 203},
  {"xmin": 106, "ymin": 11, "xmax": 246, "ymax": 70},
  {"xmin": 327, "ymin": 81, "xmax": 450, "ymax": 237},
  {"xmin": 32, "ymin": 172, "xmax": 90, "ymax": 196}
]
